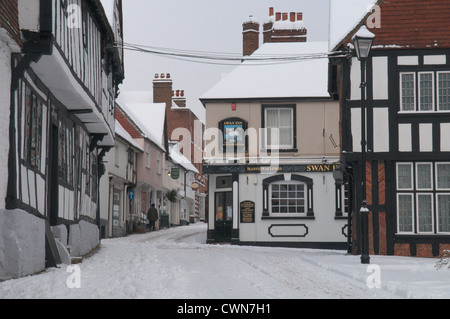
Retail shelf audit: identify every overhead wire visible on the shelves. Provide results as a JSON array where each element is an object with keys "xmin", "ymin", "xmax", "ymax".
[{"xmin": 116, "ymin": 41, "xmax": 334, "ymax": 66}]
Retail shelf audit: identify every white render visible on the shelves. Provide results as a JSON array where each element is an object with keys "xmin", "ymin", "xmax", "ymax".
[
  {"xmin": 398, "ymin": 124, "xmax": 412, "ymax": 152},
  {"xmin": 0, "ymin": 209, "xmax": 45, "ymax": 280},
  {"xmin": 419, "ymin": 123, "xmax": 433, "ymax": 152},
  {"xmin": 373, "ymin": 107, "xmax": 389, "ymax": 152},
  {"xmin": 441, "ymin": 123, "xmax": 450, "ymax": 152},
  {"xmin": 423, "ymin": 55, "xmax": 447, "ymax": 65},
  {"xmin": 0, "ymin": 35, "xmax": 12, "ymax": 210},
  {"xmin": 372, "ymin": 56, "xmax": 389, "ymax": 100},
  {"xmin": 397, "ymin": 56, "xmax": 419, "ymax": 66}
]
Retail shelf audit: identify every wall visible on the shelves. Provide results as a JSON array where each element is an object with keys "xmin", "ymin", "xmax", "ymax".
[
  {"xmin": 0, "ymin": 36, "xmax": 11, "ymax": 210},
  {"xmin": 0, "ymin": 209, "xmax": 45, "ymax": 280},
  {"xmin": 205, "ymin": 100, "xmax": 340, "ymax": 160}
]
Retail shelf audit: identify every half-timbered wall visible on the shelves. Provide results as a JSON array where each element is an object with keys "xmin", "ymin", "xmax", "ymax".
[
  {"xmin": 52, "ymin": 0, "xmax": 115, "ymax": 135},
  {"xmin": 344, "ymin": 49, "xmax": 450, "ymax": 257},
  {"xmin": 13, "ymin": 70, "xmax": 99, "ymax": 223}
]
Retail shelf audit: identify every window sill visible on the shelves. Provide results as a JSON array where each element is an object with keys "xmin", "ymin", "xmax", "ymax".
[{"xmin": 262, "ymin": 216, "xmax": 315, "ymax": 220}]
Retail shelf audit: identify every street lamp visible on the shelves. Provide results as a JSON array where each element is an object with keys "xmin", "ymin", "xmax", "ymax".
[{"xmin": 352, "ymin": 25, "xmax": 375, "ymax": 265}]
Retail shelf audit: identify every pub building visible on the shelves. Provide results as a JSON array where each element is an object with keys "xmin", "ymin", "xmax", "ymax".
[{"xmin": 200, "ymin": 8, "xmax": 348, "ymax": 249}]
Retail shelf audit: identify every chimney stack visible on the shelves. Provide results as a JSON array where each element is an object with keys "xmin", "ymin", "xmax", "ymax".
[
  {"xmin": 264, "ymin": 7, "xmax": 307, "ymax": 43},
  {"xmin": 173, "ymin": 89, "xmax": 186, "ymax": 108},
  {"xmin": 242, "ymin": 15, "xmax": 260, "ymax": 56}
]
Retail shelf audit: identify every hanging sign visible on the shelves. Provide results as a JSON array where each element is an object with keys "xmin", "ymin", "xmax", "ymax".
[{"xmin": 171, "ymin": 167, "xmax": 180, "ymax": 180}]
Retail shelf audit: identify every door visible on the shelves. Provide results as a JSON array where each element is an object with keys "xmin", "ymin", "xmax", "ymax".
[{"xmin": 214, "ymin": 191, "xmax": 233, "ymax": 242}]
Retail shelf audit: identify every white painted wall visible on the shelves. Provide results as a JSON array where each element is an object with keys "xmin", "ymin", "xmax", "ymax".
[{"xmin": 0, "ymin": 38, "xmax": 11, "ymax": 210}]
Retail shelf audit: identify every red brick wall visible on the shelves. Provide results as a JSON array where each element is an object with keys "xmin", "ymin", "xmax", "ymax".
[
  {"xmin": 243, "ymin": 21, "xmax": 259, "ymax": 56},
  {"xmin": 0, "ymin": 0, "xmax": 21, "ymax": 46}
]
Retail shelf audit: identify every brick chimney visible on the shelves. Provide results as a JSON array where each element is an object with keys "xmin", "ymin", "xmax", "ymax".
[
  {"xmin": 263, "ymin": 7, "xmax": 307, "ymax": 44},
  {"xmin": 172, "ymin": 89, "xmax": 186, "ymax": 108},
  {"xmin": 153, "ymin": 73, "xmax": 172, "ymax": 156},
  {"xmin": 242, "ymin": 15, "xmax": 260, "ymax": 56},
  {"xmin": 153, "ymin": 73, "xmax": 173, "ymax": 113}
]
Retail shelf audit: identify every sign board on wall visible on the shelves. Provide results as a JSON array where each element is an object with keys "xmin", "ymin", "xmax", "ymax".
[{"xmin": 240, "ymin": 201, "xmax": 255, "ymax": 223}]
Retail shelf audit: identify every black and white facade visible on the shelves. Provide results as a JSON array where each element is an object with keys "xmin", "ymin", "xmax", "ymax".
[
  {"xmin": 331, "ymin": 1, "xmax": 450, "ymax": 257},
  {"xmin": 1, "ymin": 0, "xmax": 124, "ymax": 279}
]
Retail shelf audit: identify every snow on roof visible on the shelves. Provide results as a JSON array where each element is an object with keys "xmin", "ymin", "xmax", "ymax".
[
  {"xmin": 114, "ymin": 120, "xmax": 144, "ymax": 152},
  {"xmin": 169, "ymin": 144, "xmax": 199, "ymax": 174},
  {"xmin": 99, "ymin": 0, "xmax": 115, "ymax": 30},
  {"xmin": 117, "ymin": 91, "xmax": 166, "ymax": 151},
  {"xmin": 201, "ymin": 42, "xmax": 330, "ymax": 101},
  {"xmin": 328, "ymin": 0, "xmax": 380, "ymax": 51}
]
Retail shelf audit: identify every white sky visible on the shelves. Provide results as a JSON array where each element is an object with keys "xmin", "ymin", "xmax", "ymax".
[{"xmin": 120, "ymin": 0, "xmax": 331, "ymax": 122}]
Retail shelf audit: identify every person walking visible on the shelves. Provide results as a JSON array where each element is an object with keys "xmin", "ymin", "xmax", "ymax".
[{"xmin": 147, "ymin": 204, "xmax": 158, "ymax": 232}]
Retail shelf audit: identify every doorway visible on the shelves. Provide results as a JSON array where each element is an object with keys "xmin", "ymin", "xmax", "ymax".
[{"xmin": 214, "ymin": 191, "xmax": 233, "ymax": 242}]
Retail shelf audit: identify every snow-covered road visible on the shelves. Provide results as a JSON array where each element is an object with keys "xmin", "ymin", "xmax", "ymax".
[{"xmin": 1, "ymin": 223, "xmax": 449, "ymax": 299}]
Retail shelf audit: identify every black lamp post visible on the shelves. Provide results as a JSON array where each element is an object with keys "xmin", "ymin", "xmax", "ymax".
[{"xmin": 352, "ymin": 26, "xmax": 375, "ymax": 265}]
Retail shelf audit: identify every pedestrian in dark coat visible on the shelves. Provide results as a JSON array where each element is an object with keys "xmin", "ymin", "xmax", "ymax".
[{"xmin": 147, "ymin": 204, "xmax": 158, "ymax": 231}]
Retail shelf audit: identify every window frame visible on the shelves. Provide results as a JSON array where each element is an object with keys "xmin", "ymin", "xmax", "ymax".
[
  {"xmin": 396, "ymin": 161, "xmax": 450, "ymax": 235},
  {"xmin": 418, "ymin": 71, "xmax": 435, "ymax": 111},
  {"xmin": 437, "ymin": 71, "xmax": 450, "ymax": 111},
  {"xmin": 268, "ymin": 180, "xmax": 307, "ymax": 216},
  {"xmin": 399, "ymin": 70, "xmax": 450, "ymax": 113},
  {"xmin": 400, "ymin": 72, "xmax": 416, "ymax": 112},
  {"xmin": 261, "ymin": 104, "xmax": 297, "ymax": 152}
]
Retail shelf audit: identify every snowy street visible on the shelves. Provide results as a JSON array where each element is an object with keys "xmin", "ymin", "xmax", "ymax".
[{"xmin": 1, "ymin": 223, "xmax": 450, "ymax": 300}]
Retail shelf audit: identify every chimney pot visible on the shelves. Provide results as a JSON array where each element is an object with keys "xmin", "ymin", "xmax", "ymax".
[
  {"xmin": 269, "ymin": 7, "xmax": 274, "ymax": 16},
  {"xmin": 176, "ymin": 90, "xmax": 180, "ymax": 97},
  {"xmin": 181, "ymin": 90, "xmax": 184, "ymax": 97},
  {"xmin": 282, "ymin": 12, "xmax": 288, "ymax": 21},
  {"xmin": 155, "ymin": 73, "xmax": 159, "ymax": 79},
  {"xmin": 297, "ymin": 12, "xmax": 303, "ymax": 21},
  {"xmin": 275, "ymin": 12, "xmax": 281, "ymax": 21},
  {"xmin": 290, "ymin": 12, "xmax": 295, "ymax": 22},
  {"xmin": 167, "ymin": 73, "xmax": 171, "ymax": 78}
]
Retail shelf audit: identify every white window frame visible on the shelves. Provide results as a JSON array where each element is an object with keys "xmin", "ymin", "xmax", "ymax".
[
  {"xmin": 264, "ymin": 107, "xmax": 294, "ymax": 150},
  {"xmin": 397, "ymin": 193, "xmax": 414, "ymax": 234},
  {"xmin": 416, "ymin": 193, "xmax": 434, "ymax": 234},
  {"xmin": 400, "ymin": 72, "xmax": 416, "ymax": 112},
  {"xmin": 436, "ymin": 162, "xmax": 450, "ymax": 191},
  {"xmin": 437, "ymin": 71, "xmax": 450, "ymax": 111},
  {"xmin": 437, "ymin": 193, "xmax": 450, "ymax": 234},
  {"xmin": 415, "ymin": 162, "xmax": 433, "ymax": 191},
  {"xmin": 268, "ymin": 180, "xmax": 307, "ymax": 216},
  {"xmin": 418, "ymin": 72, "xmax": 435, "ymax": 112},
  {"xmin": 396, "ymin": 163, "xmax": 413, "ymax": 191}
]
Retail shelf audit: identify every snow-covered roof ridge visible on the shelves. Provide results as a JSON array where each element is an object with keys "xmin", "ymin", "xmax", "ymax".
[
  {"xmin": 116, "ymin": 91, "xmax": 166, "ymax": 151},
  {"xmin": 114, "ymin": 120, "xmax": 144, "ymax": 152},
  {"xmin": 328, "ymin": 0, "xmax": 382, "ymax": 51},
  {"xmin": 169, "ymin": 144, "xmax": 199, "ymax": 174},
  {"xmin": 201, "ymin": 42, "xmax": 331, "ymax": 101}
]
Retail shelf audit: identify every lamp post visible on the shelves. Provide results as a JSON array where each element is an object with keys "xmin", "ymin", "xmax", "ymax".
[{"xmin": 352, "ymin": 25, "xmax": 375, "ymax": 265}]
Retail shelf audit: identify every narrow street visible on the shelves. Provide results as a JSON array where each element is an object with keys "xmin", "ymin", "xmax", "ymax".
[{"xmin": 0, "ymin": 223, "xmax": 408, "ymax": 299}]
